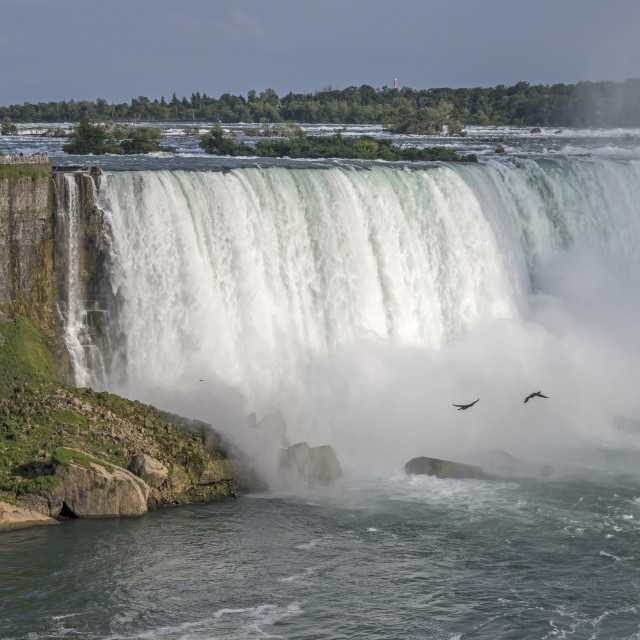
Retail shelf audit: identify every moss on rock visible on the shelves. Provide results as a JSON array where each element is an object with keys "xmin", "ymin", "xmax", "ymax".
[{"xmin": 0, "ymin": 316, "xmax": 243, "ymax": 528}]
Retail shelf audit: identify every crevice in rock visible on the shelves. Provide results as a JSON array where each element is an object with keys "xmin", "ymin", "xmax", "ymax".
[{"xmin": 58, "ymin": 501, "xmax": 78, "ymax": 519}]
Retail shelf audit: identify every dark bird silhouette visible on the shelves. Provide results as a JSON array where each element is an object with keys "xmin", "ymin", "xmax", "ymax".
[
  {"xmin": 453, "ymin": 398, "xmax": 479, "ymax": 410},
  {"xmin": 524, "ymin": 391, "xmax": 549, "ymax": 403}
]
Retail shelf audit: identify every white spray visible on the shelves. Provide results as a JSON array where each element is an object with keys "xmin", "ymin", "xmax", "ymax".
[{"xmin": 92, "ymin": 158, "xmax": 640, "ymax": 475}]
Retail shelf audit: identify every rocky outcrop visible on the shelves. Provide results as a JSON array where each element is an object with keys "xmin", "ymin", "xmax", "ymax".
[
  {"xmin": 405, "ymin": 456, "xmax": 483, "ymax": 479},
  {"xmin": 16, "ymin": 444, "xmax": 241, "ymax": 520},
  {"xmin": 128, "ymin": 449, "xmax": 240, "ymax": 510},
  {"xmin": 15, "ymin": 443, "xmax": 242, "ymax": 520},
  {"xmin": 0, "ymin": 371, "xmax": 244, "ymax": 529},
  {"xmin": 19, "ymin": 456, "xmax": 149, "ymax": 519},
  {"xmin": 279, "ymin": 442, "xmax": 343, "ymax": 486},
  {"xmin": 0, "ymin": 501, "xmax": 59, "ymax": 531},
  {"xmin": 129, "ymin": 453, "xmax": 168, "ymax": 488}
]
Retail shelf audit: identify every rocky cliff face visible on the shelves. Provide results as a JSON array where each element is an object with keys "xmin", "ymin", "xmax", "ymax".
[
  {"xmin": 0, "ymin": 172, "xmax": 66, "ymax": 377},
  {"xmin": 0, "ymin": 177, "xmax": 54, "ymax": 316},
  {"xmin": 0, "ymin": 169, "xmax": 112, "ymax": 382}
]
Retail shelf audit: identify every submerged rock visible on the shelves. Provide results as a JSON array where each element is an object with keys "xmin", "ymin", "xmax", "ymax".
[
  {"xmin": 405, "ymin": 456, "xmax": 483, "ymax": 479},
  {"xmin": 279, "ymin": 442, "xmax": 343, "ymax": 486}
]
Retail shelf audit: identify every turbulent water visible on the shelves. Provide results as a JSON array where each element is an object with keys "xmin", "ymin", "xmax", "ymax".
[{"xmin": 2, "ymin": 127, "xmax": 640, "ymax": 638}]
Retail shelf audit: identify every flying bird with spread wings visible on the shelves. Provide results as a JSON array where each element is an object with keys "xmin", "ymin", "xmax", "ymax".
[
  {"xmin": 453, "ymin": 398, "xmax": 479, "ymax": 410},
  {"xmin": 524, "ymin": 391, "xmax": 549, "ymax": 403}
]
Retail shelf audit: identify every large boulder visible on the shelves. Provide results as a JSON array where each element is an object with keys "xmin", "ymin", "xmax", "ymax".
[
  {"xmin": 279, "ymin": 442, "xmax": 343, "ymax": 486},
  {"xmin": 165, "ymin": 465, "xmax": 190, "ymax": 493},
  {"xmin": 20, "ymin": 455, "xmax": 149, "ymax": 519},
  {"xmin": 129, "ymin": 453, "xmax": 169, "ymax": 488},
  {"xmin": 405, "ymin": 456, "xmax": 483, "ymax": 479}
]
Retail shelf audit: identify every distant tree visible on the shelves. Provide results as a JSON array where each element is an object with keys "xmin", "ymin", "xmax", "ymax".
[
  {"xmin": 62, "ymin": 117, "xmax": 107, "ymax": 154},
  {"xmin": 259, "ymin": 88, "xmax": 280, "ymax": 106},
  {"xmin": 198, "ymin": 124, "xmax": 253, "ymax": 155},
  {"xmin": 119, "ymin": 127, "xmax": 173, "ymax": 154},
  {"xmin": 1, "ymin": 117, "xmax": 18, "ymax": 135}
]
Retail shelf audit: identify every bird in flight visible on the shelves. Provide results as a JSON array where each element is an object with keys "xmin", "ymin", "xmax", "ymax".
[
  {"xmin": 524, "ymin": 391, "xmax": 549, "ymax": 403},
  {"xmin": 453, "ymin": 398, "xmax": 479, "ymax": 410}
]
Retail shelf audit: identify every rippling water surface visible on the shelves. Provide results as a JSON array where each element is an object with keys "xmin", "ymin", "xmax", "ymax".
[{"xmin": 2, "ymin": 444, "xmax": 640, "ymax": 640}]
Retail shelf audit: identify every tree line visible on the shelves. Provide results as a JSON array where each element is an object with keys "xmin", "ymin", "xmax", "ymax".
[{"xmin": 2, "ymin": 79, "xmax": 639, "ymax": 129}]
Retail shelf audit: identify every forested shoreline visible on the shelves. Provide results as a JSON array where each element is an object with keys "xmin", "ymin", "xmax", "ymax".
[{"xmin": 2, "ymin": 79, "xmax": 640, "ymax": 129}]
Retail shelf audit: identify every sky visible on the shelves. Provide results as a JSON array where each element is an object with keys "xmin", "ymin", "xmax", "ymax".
[{"xmin": 2, "ymin": 0, "xmax": 640, "ymax": 105}]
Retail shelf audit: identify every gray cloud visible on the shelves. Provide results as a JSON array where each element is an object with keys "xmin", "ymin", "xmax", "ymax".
[{"xmin": 1, "ymin": 0, "xmax": 639, "ymax": 104}]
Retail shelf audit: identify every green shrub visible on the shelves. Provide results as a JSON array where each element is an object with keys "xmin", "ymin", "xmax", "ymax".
[
  {"xmin": 52, "ymin": 447, "xmax": 113, "ymax": 473},
  {"xmin": 0, "ymin": 165, "xmax": 50, "ymax": 181},
  {"xmin": 0, "ymin": 475, "xmax": 60, "ymax": 495},
  {"xmin": 1, "ymin": 117, "xmax": 18, "ymax": 135}
]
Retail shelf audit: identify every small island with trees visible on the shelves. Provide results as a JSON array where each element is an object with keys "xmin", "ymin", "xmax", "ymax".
[
  {"xmin": 61, "ymin": 117, "xmax": 176, "ymax": 155},
  {"xmin": 197, "ymin": 124, "xmax": 477, "ymax": 162}
]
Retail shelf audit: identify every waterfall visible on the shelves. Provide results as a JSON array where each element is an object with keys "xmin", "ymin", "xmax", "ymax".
[
  {"xmin": 89, "ymin": 158, "xmax": 640, "ymax": 466},
  {"xmin": 53, "ymin": 174, "xmax": 107, "ymax": 388}
]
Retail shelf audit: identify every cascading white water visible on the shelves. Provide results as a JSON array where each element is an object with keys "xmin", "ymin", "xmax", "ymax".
[
  {"xmin": 93, "ymin": 158, "xmax": 640, "ymax": 471},
  {"xmin": 55, "ymin": 174, "xmax": 106, "ymax": 388}
]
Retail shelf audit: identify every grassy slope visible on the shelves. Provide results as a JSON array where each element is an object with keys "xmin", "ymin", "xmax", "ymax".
[
  {"xmin": 0, "ymin": 316, "xmax": 240, "ymax": 504},
  {"xmin": 0, "ymin": 165, "xmax": 51, "ymax": 181}
]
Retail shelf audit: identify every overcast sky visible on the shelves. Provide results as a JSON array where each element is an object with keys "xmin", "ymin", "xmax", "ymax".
[{"xmin": 2, "ymin": 0, "xmax": 640, "ymax": 105}]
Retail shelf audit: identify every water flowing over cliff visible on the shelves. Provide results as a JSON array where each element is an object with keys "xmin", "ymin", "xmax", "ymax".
[{"xmin": 64, "ymin": 157, "xmax": 640, "ymax": 468}]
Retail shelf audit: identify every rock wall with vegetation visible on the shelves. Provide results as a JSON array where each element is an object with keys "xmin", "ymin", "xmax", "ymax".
[
  {"xmin": 0, "ymin": 170, "xmax": 69, "ymax": 373},
  {"xmin": 0, "ymin": 171, "xmax": 244, "ymax": 531},
  {"xmin": 0, "ymin": 173, "xmax": 51, "ymax": 316},
  {"xmin": 0, "ymin": 316, "xmax": 243, "ymax": 532}
]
